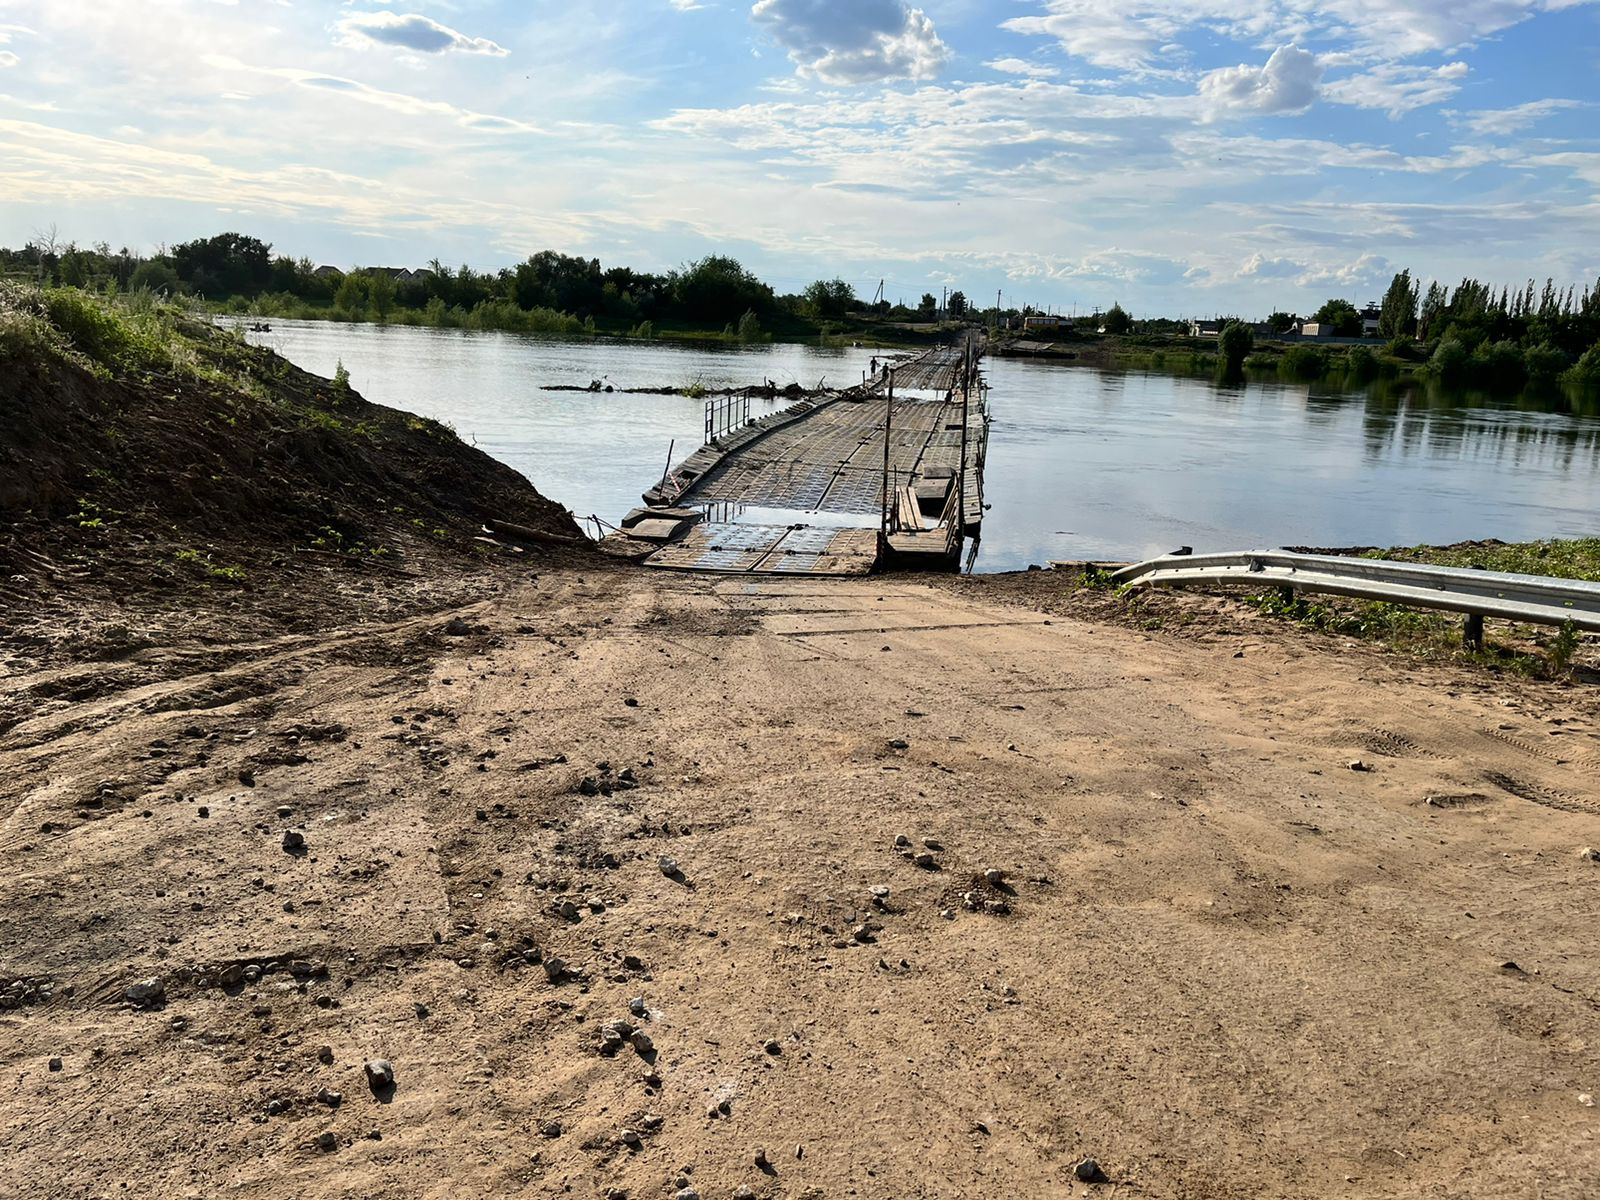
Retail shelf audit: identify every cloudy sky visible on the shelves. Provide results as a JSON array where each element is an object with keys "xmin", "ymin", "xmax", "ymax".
[{"xmin": 1, "ymin": 0, "xmax": 1597, "ymax": 316}]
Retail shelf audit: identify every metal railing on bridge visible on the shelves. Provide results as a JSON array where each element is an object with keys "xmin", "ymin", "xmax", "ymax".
[{"xmin": 705, "ymin": 392, "xmax": 752, "ymax": 445}]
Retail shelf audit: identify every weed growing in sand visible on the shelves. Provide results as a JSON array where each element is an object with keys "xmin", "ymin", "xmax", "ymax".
[
  {"xmin": 1246, "ymin": 587, "xmax": 1572, "ymax": 678},
  {"xmin": 1549, "ymin": 620, "xmax": 1580, "ymax": 674},
  {"xmin": 71, "ymin": 498, "xmax": 124, "ymax": 529},
  {"xmin": 172, "ymin": 548, "xmax": 247, "ymax": 584},
  {"xmin": 405, "ymin": 415, "xmax": 456, "ymax": 441},
  {"xmin": 303, "ymin": 408, "xmax": 348, "ymax": 434}
]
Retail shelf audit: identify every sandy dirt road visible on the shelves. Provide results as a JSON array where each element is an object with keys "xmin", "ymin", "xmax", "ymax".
[{"xmin": 2, "ymin": 568, "xmax": 1597, "ymax": 1199}]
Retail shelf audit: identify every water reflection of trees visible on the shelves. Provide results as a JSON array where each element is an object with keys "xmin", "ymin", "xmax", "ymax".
[{"xmin": 1351, "ymin": 379, "xmax": 1600, "ymax": 469}]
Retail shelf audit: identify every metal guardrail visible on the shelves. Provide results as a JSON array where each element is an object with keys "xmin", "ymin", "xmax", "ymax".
[{"xmin": 1109, "ymin": 550, "xmax": 1600, "ymax": 633}]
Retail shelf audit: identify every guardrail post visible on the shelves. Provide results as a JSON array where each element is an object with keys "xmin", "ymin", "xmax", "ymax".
[{"xmin": 1463, "ymin": 613, "xmax": 1484, "ymax": 649}]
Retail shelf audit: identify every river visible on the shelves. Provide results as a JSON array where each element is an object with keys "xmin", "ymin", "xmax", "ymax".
[{"xmin": 244, "ymin": 320, "xmax": 1600, "ymax": 571}]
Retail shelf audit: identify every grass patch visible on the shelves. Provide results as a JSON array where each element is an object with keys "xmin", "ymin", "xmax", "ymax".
[
  {"xmin": 1366, "ymin": 538, "xmax": 1600, "ymax": 582},
  {"xmin": 1240, "ymin": 538, "xmax": 1599, "ymax": 677}
]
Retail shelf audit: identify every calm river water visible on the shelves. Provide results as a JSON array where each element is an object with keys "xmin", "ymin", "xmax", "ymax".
[{"xmin": 246, "ymin": 320, "xmax": 1599, "ymax": 571}]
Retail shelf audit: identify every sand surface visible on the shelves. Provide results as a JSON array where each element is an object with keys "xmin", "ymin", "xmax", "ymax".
[{"xmin": 3, "ymin": 568, "xmax": 1598, "ymax": 1199}]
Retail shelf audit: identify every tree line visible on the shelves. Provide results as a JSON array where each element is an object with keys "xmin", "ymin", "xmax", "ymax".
[
  {"xmin": 1207, "ymin": 270, "xmax": 1600, "ymax": 391},
  {"xmin": 1368, "ymin": 268, "xmax": 1600, "ymax": 389},
  {"xmin": 0, "ymin": 232, "xmax": 954, "ymax": 336}
]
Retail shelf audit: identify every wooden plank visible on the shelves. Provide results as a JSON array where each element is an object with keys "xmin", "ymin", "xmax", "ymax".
[
  {"xmin": 896, "ymin": 485, "xmax": 923, "ymax": 531},
  {"xmin": 628, "ymin": 518, "xmax": 689, "ymax": 542}
]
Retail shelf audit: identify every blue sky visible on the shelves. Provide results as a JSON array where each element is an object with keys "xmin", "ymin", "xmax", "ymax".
[{"xmin": 1, "ymin": 0, "xmax": 1597, "ymax": 317}]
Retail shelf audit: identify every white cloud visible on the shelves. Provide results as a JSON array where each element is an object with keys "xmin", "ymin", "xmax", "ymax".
[
  {"xmin": 986, "ymin": 57, "xmax": 1058, "ymax": 78},
  {"xmin": 1323, "ymin": 61, "xmax": 1467, "ymax": 118},
  {"xmin": 1458, "ymin": 97, "xmax": 1586, "ymax": 135},
  {"xmin": 1002, "ymin": 0, "xmax": 1579, "ymax": 69},
  {"xmin": 0, "ymin": 19, "xmax": 28, "ymax": 67},
  {"xmin": 335, "ymin": 11, "xmax": 509, "ymax": 57},
  {"xmin": 1294, "ymin": 252, "xmax": 1392, "ymax": 289},
  {"xmin": 669, "ymin": 0, "xmax": 705, "ymax": 9},
  {"xmin": 1198, "ymin": 46, "xmax": 1321, "ymax": 118},
  {"xmin": 1001, "ymin": 5, "xmax": 1183, "ymax": 71},
  {"xmin": 1238, "ymin": 252, "xmax": 1302, "ymax": 278},
  {"xmin": 751, "ymin": 0, "xmax": 950, "ymax": 84},
  {"xmin": 204, "ymin": 55, "xmax": 543, "ymax": 134}
]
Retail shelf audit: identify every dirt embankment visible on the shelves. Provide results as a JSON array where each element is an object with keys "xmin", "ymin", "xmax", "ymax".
[{"xmin": 1, "ymin": 289, "xmax": 590, "ymax": 696}]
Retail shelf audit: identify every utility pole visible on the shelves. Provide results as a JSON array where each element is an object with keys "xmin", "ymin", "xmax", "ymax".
[{"xmin": 879, "ymin": 368, "xmax": 896, "ymax": 552}]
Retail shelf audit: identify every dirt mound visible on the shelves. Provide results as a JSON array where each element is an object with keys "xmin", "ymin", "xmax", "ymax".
[{"xmin": 0, "ymin": 287, "xmax": 589, "ymax": 650}]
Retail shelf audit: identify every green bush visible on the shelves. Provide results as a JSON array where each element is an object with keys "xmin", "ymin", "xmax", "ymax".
[
  {"xmin": 1218, "ymin": 320, "xmax": 1253, "ymax": 370},
  {"xmin": 0, "ymin": 286, "xmax": 69, "ymax": 364},
  {"xmin": 1279, "ymin": 344, "xmax": 1328, "ymax": 380},
  {"xmin": 1564, "ymin": 343, "xmax": 1600, "ymax": 390},
  {"xmin": 1523, "ymin": 342, "xmax": 1568, "ymax": 384},
  {"xmin": 42, "ymin": 288, "xmax": 149, "ymax": 368},
  {"xmin": 1470, "ymin": 339, "xmax": 1525, "ymax": 391},
  {"xmin": 1345, "ymin": 345, "xmax": 1379, "ymax": 384},
  {"xmin": 1426, "ymin": 338, "xmax": 1469, "ymax": 385}
]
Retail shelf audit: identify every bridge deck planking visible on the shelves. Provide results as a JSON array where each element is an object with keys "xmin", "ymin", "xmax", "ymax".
[
  {"xmin": 688, "ymin": 396, "xmax": 958, "ymax": 515},
  {"xmin": 641, "ymin": 338, "xmax": 985, "ymax": 575},
  {"xmin": 645, "ymin": 524, "xmax": 878, "ymax": 575}
]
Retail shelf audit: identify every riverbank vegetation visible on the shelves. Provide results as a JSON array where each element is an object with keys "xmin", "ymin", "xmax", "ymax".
[
  {"xmin": 1247, "ymin": 539, "xmax": 1599, "ymax": 679},
  {"xmin": 0, "ymin": 233, "xmax": 947, "ymax": 349},
  {"xmin": 1067, "ymin": 538, "xmax": 1597, "ymax": 680},
  {"xmin": 994, "ymin": 267, "xmax": 1600, "ymax": 402}
]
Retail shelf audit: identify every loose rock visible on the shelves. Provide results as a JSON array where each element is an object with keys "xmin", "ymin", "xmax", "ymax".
[
  {"xmin": 315, "ymin": 1131, "xmax": 338, "ymax": 1153},
  {"xmin": 281, "ymin": 829, "xmax": 306, "ymax": 852},
  {"xmin": 124, "ymin": 977, "xmax": 165, "ymax": 1008},
  {"xmin": 364, "ymin": 1059, "xmax": 395, "ymax": 1093}
]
